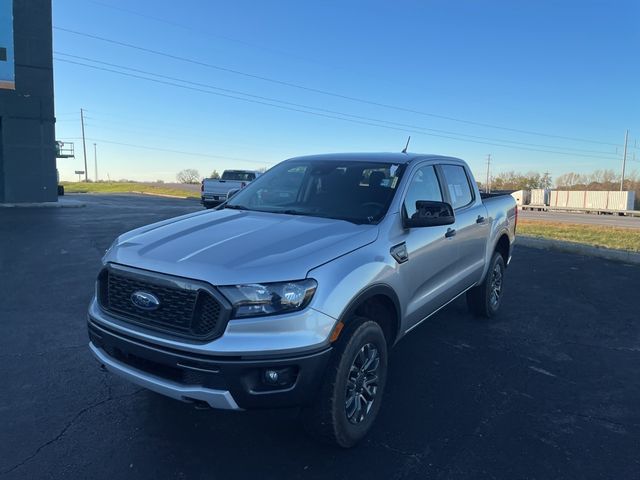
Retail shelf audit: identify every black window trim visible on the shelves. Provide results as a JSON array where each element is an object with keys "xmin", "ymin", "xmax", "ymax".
[{"xmin": 436, "ymin": 163, "xmax": 476, "ymax": 211}]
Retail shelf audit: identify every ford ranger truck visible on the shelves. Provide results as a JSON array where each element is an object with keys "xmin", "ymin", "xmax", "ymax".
[{"xmin": 89, "ymin": 153, "xmax": 516, "ymax": 447}]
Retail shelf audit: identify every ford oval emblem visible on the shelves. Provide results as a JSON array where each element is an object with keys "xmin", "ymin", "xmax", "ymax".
[{"xmin": 130, "ymin": 291, "xmax": 160, "ymax": 311}]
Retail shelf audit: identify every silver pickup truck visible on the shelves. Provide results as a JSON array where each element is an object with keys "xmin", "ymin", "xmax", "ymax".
[
  {"xmin": 201, "ymin": 169, "xmax": 261, "ymax": 208},
  {"xmin": 89, "ymin": 152, "xmax": 516, "ymax": 447}
]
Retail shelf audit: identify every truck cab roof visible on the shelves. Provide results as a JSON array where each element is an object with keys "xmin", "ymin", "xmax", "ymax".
[{"xmin": 286, "ymin": 152, "xmax": 465, "ymax": 165}]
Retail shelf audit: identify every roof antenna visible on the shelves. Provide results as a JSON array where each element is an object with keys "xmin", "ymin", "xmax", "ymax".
[{"xmin": 401, "ymin": 136, "xmax": 411, "ymax": 153}]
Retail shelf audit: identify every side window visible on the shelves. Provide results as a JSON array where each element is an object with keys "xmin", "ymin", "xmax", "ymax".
[
  {"xmin": 441, "ymin": 165, "xmax": 473, "ymax": 209},
  {"xmin": 403, "ymin": 165, "xmax": 442, "ymax": 218}
]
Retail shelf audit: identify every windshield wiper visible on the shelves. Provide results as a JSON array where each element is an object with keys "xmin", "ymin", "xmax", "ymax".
[
  {"xmin": 279, "ymin": 209, "xmax": 362, "ymax": 224},
  {"xmin": 279, "ymin": 209, "xmax": 311, "ymax": 216},
  {"xmin": 224, "ymin": 204, "xmax": 249, "ymax": 211}
]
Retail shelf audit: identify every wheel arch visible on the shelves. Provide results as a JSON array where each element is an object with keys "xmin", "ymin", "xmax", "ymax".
[
  {"xmin": 338, "ymin": 284, "xmax": 401, "ymax": 347},
  {"xmin": 495, "ymin": 233, "xmax": 510, "ymax": 265}
]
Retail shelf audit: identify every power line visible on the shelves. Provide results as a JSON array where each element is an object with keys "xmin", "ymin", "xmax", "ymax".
[
  {"xmin": 87, "ymin": 0, "xmax": 319, "ymax": 66},
  {"xmin": 54, "ymin": 56, "xmax": 621, "ymax": 162},
  {"xmin": 82, "ymin": 120, "xmax": 287, "ymax": 152},
  {"xmin": 82, "ymin": 111, "xmax": 192, "ymax": 131},
  {"xmin": 83, "ymin": 137, "xmax": 272, "ymax": 165},
  {"xmin": 56, "ymin": 52, "xmax": 621, "ymax": 158},
  {"xmin": 53, "ymin": 26, "xmax": 623, "ymax": 148}
]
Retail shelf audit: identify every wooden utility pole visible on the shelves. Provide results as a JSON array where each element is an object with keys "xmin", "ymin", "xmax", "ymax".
[
  {"xmin": 620, "ymin": 129, "xmax": 628, "ymax": 191},
  {"xmin": 80, "ymin": 108, "xmax": 88, "ymax": 182},
  {"xmin": 485, "ymin": 154, "xmax": 491, "ymax": 193},
  {"xmin": 93, "ymin": 143, "xmax": 98, "ymax": 182}
]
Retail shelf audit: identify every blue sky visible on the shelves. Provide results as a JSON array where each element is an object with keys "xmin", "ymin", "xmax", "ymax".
[{"xmin": 53, "ymin": 0, "xmax": 640, "ymax": 183}]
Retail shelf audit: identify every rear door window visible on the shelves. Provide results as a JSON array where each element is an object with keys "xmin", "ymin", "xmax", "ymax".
[{"xmin": 441, "ymin": 165, "xmax": 473, "ymax": 209}]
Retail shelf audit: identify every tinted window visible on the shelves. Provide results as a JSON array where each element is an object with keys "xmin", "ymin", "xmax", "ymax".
[
  {"xmin": 441, "ymin": 165, "xmax": 473, "ymax": 209},
  {"xmin": 403, "ymin": 165, "xmax": 442, "ymax": 218},
  {"xmin": 227, "ymin": 160, "xmax": 405, "ymax": 224}
]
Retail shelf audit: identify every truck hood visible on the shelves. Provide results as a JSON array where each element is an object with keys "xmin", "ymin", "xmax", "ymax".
[{"xmin": 106, "ymin": 209, "xmax": 378, "ymax": 285}]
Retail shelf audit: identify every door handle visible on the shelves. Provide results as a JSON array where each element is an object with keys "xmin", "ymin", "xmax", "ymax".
[
  {"xmin": 476, "ymin": 215, "xmax": 486, "ymax": 224},
  {"xmin": 445, "ymin": 228, "xmax": 456, "ymax": 238}
]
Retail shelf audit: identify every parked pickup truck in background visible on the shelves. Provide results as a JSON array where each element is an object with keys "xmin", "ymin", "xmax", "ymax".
[
  {"xmin": 201, "ymin": 169, "xmax": 261, "ymax": 208},
  {"xmin": 89, "ymin": 152, "xmax": 516, "ymax": 447}
]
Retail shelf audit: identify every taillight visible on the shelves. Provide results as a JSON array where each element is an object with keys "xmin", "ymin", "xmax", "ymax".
[{"xmin": 200, "ymin": 180, "xmax": 204, "ymax": 192}]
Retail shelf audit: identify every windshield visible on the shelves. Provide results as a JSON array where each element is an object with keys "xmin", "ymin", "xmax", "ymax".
[
  {"xmin": 221, "ymin": 171, "xmax": 256, "ymax": 181},
  {"xmin": 226, "ymin": 160, "xmax": 405, "ymax": 224}
]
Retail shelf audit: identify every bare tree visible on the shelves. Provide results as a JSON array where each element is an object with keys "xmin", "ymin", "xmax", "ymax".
[
  {"xmin": 540, "ymin": 172, "xmax": 553, "ymax": 189},
  {"xmin": 176, "ymin": 169, "xmax": 201, "ymax": 184},
  {"xmin": 209, "ymin": 170, "xmax": 220, "ymax": 179},
  {"xmin": 601, "ymin": 169, "xmax": 617, "ymax": 184}
]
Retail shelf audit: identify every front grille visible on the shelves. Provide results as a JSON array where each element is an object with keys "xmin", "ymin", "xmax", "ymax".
[{"xmin": 98, "ymin": 266, "xmax": 229, "ymax": 340}]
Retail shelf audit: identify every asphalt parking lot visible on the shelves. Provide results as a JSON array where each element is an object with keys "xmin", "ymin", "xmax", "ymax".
[{"xmin": 1, "ymin": 194, "xmax": 639, "ymax": 479}]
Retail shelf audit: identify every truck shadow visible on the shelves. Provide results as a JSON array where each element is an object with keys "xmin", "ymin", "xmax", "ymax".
[{"xmin": 132, "ymin": 297, "xmax": 501, "ymax": 477}]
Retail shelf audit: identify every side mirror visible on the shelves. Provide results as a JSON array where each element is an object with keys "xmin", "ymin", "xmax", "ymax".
[{"xmin": 403, "ymin": 200, "xmax": 455, "ymax": 228}]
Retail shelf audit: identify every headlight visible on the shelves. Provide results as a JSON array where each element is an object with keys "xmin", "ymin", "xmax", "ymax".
[{"xmin": 219, "ymin": 279, "xmax": 317, "ymax": 319}]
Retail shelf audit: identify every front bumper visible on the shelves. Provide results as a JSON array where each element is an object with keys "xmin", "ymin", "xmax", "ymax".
[
  {"xmin": 88, "ymin": 320, "xmax": 332, "ymax": 409},
  {"xmin": 88, "ymin": 297, "xmax": 336, "ymax": 357}
]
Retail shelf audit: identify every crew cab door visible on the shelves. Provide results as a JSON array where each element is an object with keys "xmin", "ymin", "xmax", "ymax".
[
  {"xmin": 438, "ymin": 164, "xmax": 488, "ymax": 288},
  {"xmin": 391, "ymin": 163, "xmax": 460, "ymax": 330}
]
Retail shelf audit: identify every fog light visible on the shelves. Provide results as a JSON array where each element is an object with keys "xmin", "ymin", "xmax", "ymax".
[
  {"xmin": 264, "ymin": 369, "xmax": 280, "ymax": 384},
  {"xmin": 262, "ymin": 367, "xmax": 297, "ymax": 387}
]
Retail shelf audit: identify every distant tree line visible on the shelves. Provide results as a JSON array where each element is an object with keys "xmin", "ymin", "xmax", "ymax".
[
  {"xmin": 481, "ymin": 171, "xmax": 553, "ymax": 191},
  {"xmin": 476, "ymin": 168, "xmax": 640, "ymax": 208}
]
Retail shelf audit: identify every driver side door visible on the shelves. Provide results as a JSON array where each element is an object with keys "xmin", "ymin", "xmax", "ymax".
[{"xmin": 391, "ymin": 164, "xmax": 460, "ymax": 331}]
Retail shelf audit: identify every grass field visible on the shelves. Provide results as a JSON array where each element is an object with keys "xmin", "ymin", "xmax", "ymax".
[
  {"xmin": 62, "ymin": 182, "xmax": 200, "ymax": 198},
  {"xmin": 518, "ymin": 220, "xmax": 640, "ymax": 252}
]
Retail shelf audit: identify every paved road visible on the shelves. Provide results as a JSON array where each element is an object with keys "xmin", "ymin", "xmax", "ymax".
[
  {"xmin": 2, "ymin": 194, "xmax": 639, "ymax": 479},
  {"xmin": 520, "ymin": 208, "xmax": 640, "ymax": 228}
]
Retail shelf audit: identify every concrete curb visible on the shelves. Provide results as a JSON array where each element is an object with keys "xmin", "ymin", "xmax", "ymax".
[
  {"xmin": 65, "ymin": 191, "xmax": 199, "ymax": 200},
  {"xmin": 131, "ymin": 191, "xmax": 191, "ymax": 200},
  {"xmin": 516, "ymin": 235, "xmax": 640, "ymax": 265},
  {"xmin": 0, "ymin": 198, "xmax": 86, "ymax": 208}
]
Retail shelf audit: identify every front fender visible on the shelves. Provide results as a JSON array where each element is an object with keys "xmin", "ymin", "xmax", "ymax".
[{"xmin": 307, "ymin": 243, "xmax": 400, "ymax": 324}]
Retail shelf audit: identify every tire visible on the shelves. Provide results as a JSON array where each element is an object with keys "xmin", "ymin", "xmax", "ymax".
[
  {"xmin": 466, "ymin": 252, "xmax": 505, "ymax": 318},
  {"xmin": 57, "ymin": 185, "xmax": 64, "ymax": 196},
  {"xmin": 301, "ymin": 317, "xmax": 388, "ymax": 448}
]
